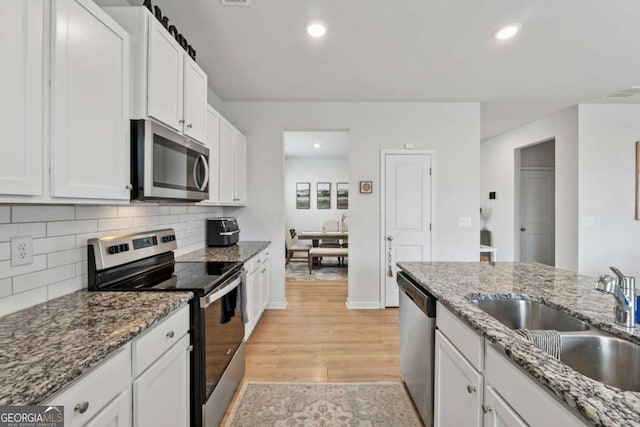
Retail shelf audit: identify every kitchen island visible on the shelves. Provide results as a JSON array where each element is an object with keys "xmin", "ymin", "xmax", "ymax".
[{"xmin": 397, "ymin": 262, "xmax": 640, "ymax": 426}]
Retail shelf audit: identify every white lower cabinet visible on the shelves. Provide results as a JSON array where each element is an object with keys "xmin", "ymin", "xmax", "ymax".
[
  {"xmin": 434, "ymin": 330, "xmax": 483, "ymax": 427},
  {"xmin": 483, "ymin": 386, "xmax": 527, "ymax": 427},
  {"xmin": 435, "ymin": 302, "xmax": 588, "ymax": 427},
  {"xmin": 133, "ymin": 334, "xmax": 190, "ymax": 427},
  {"xmin": 244, "ymin": 247, "xmax": 271, "ymax": 339},
  {"xmin": 43, "ymin": 305, "xmax": 190, "ymax": 427},
  {"xmin": 85, "ymin": 390, "xmax": 131, "ymax": 427}
]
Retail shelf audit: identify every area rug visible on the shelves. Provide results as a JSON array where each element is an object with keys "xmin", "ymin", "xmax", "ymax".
[
  {"xmin": 224, "ymin": 381, "xmax": 422, "ymax": 427},
  {"xmin": 286, "ymin": 260, "xmax": 348, "ymax": 281}
]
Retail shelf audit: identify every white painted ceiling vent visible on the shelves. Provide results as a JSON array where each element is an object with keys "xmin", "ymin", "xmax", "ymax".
[
  {"xmin": 604, "ymin": 86, "xmax": 640, "ymax": 98},
  {"xmin": 221, "ymin": 0, "xmax": 252, "ymax": 6}
]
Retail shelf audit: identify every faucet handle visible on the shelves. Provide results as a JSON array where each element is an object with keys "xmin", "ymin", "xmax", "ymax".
[{"xmin": 609, "ymin": 266, "xmax": 625, "ymax": 281}]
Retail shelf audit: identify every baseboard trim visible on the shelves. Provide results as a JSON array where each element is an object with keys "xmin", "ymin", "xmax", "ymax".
[
  {"xmin": 345, "ymin": 300, "xmax": 382, "ymax": 309},
  {"xmin": 266, "ymin": 300, "xmax": 287, "ymax": 309}
]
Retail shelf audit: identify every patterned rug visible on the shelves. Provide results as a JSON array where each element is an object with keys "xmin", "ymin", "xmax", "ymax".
[
  {"xmin": 286, "ymin": 260, "xmax": 348, "ymax": 281},
  {"xmin": 224, "ymin": 382, "xmax": 421, "ymax": 427}
]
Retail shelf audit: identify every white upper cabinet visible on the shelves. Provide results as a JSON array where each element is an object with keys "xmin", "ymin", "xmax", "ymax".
[
  {"xmin": 219, "ymin": 117, "xmax": 247, "ymax": 205},
  {"xmin": 147, "ymin": 16, "xmax": 184, "ymax": 133},
  {"xmin": 51, "ymin": 0, "xmax": 130, "ymax": 200},
  {"xmin": 0, "ymin": 0, "xmax": 44, "ymax": 196},
  {"xmin": 201, "ymin": 105, "xmax": 221, "ymax": 204},
  {"xmin": 183, "ymin": 61, "xmax": 208, "ymax": 143},
  {"xmin": 106, "ymin": 7, "xmax": 207, "ymax": 145}
]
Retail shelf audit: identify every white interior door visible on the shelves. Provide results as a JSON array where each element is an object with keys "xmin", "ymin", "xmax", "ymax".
[
  {"xmin": 384, "ymin": 153, "xmax": 432, "ymax": 307},
  {"xmin": 519, "ymin": 169, "xmax": 555, "ymax": 265}
]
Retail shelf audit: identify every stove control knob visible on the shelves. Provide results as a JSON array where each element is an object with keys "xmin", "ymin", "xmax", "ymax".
[{"xmin": 108, "ymin": 245, "xmax": 120, "ymax": 254}]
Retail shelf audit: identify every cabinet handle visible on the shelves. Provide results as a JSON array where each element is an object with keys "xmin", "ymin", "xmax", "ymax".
[
  {"xmin": 261, "ymin": 268, "xmax": 266, "ymax": 273},
  {"xmin": 74, "ymin": 401, "xmax": 89, "ymax": 414},
  {"xmin": 466, "ymin": 385, "xmax": 476, "ymax": 394},
  {"xmin": 482, "ymin": 404, "xmax": 492, "ymax": 414},
  {"xmin": 125, "ymin": 184, "xmax": 132, "ymax": 190},
  {"xmin": 187, "ymin": 123, "xmax": 193, "ymax": 129},
  {"xmin": 187, "ymin": 345, "xmax": 194, "ymax": 352},
  {"xmin": 179, "ymin": 119, "xmax": 185, "ymax": 124},
  {"xmin": 166, "ymin": 330, "xmax": 175, "ymax": 338}
]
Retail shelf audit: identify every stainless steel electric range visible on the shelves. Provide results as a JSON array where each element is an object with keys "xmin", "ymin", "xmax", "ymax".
[{"xmin": 88, "ymin": 228, "xmax": 245, "ymax": 427}]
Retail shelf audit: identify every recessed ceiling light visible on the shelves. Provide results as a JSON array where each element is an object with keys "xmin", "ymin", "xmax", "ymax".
[
  {"xmin": 313, "ymin": 143, "xmax": 322, "ymax": 149},
  {"xmin": 307, "ymin": 22, "xmax": 327, "ymax": 38},
  {"xmin": 494, "ymin": 24, "xmax": 520, "ymax": 40}
]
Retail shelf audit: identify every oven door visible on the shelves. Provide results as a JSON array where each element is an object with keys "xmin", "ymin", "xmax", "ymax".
[
  {"xmin": 132, "ymin": 120, "xmax": 209, "ymax": 202},
  {"xmin": 200, "ymin": 272, "xmax": 245, "ymax": 401}
]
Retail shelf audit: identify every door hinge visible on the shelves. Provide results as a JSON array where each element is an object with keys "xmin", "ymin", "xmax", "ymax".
[
  {"xmin": 429, "ymin": 223, "xmax": 432, "ymax": 231},
  {"xmin": 429, "ymin": 167, "xmax": 432, "ymax": 175}
]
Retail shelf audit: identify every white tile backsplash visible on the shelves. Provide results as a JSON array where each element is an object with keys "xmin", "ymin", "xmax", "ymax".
[
  {"xmin": 47, "ymin": 220, "xmax": 98, "ymax": 237},
  {"xmin": 0, "ymin": 204, "xmax": 224, "ymax": 317},
  {"xmin": 12, "ymin": 206, "xmax": 75, "ymax": 223}
]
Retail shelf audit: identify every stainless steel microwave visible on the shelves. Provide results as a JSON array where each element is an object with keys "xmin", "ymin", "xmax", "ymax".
[{"xmin": 131, "ymin": 119, "xmax": 209, "ymax": 202}]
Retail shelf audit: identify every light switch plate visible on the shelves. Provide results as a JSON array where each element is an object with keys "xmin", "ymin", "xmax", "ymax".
[
  {"xmin": 581, "ymin": 216, "xmax": 595, "ymax": 227},
  {"xmin": 458, "ymin": 217, "xmax": 472, "ymax": 227},
  {"xmin": 11, "ymin": 236, "xmax": 33, "ymax": 267}
]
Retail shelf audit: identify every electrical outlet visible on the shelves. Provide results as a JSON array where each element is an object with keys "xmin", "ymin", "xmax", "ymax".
[{"xmin": 11, "ymin": 236, "xmax": 33, "ymax": 267}]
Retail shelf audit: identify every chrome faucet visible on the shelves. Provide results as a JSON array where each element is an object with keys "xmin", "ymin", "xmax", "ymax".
[{"xmin": 595, "ymin": 266, "xmax": 636, "ymax": 328}]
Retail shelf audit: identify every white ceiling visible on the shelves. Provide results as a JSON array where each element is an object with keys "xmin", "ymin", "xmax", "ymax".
[
  {"xmin": 119, "ymin": 0, "xmax": 640, "ymax": 139},
  {"xmin": 283, "ymin": 131, "xmax": 348, "ymax": 157}
]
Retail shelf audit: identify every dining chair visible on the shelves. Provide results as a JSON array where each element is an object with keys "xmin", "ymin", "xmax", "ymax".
[{"xmin": 285, "ymin": 224, "xmax": 311, "ymax": 265}]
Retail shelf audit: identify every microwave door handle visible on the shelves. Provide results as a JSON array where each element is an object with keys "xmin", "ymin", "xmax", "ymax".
[
  {"xmin": 198, "ymin": 154, "xmax": 209, "ymax": 191},
  {"xmin": 192, "ymin": 155, "xmax": 202, "ymax": 190}
]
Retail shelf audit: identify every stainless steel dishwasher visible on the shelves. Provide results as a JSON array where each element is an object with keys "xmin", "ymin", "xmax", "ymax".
[{"xmin": 398, "ymin": 271, "xmax": 437, "ymax": 427}]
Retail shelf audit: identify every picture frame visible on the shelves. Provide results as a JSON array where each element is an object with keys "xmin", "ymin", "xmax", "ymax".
[
  {"xmin": 336, "ymin": 182, "xmax": 349, "ymax": 209},
  {"xmin": 359, "ymin": 181, "xmax": 372, "ymax": 194},
  {"xmin": 317, "ymin": 182, "xmax": 331, "ymax": 209},
  {"xmin": 296, "ymin": 182, "xmax": 311, "ymax": 209}
]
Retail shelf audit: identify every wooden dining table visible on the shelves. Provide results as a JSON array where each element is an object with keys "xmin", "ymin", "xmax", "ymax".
[{"xmin": 297, "ymin": 231, "xmax": 348, "ymax": 247}]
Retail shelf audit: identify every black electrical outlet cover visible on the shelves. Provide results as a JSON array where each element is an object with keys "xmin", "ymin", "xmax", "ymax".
[{"xmin": 489, "ymin": 192, "xmax": 496, "ymax": 200}]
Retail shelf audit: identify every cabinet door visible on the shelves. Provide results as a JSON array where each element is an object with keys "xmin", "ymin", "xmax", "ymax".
[
  {"xmin": 483, "ymin": 386, "xmax": 527, "ymax": 427},
  {"xmin": 260, "ymin": 258, "xmax": 270, "ymax": 311},
  {"xmin": 133, "ymin": 333, "xmax": 190, "ymax": 427},
  {"xmin": 147, "ymin": 16, "xmax": 183, "ymax": 132},
  {"xmin": 243, "ymin": 270, "xmax": 255, "ymax": 339},
  {"xmin": 0, "ymin": 0, "xmax": 43, "ymax": 196},
  {"xmin": 202, "ymin": 105, "xmax": 220, "ymax": 204},
  {"xmin": 250, "ymin": 269, "xmax": 262, "ymax": 330},
  {"xmin": 434, "ymin": 330, "xmax": 482, "ymax": 427},
  {"xmin": 183, "ymin": 59, "xmax": 207, "ymax": 144},
  {"xmin": 219, "ymin": 117, "xmax": 235, "ymax": 204},
  {"xmin": 233, "ymin": 130, "xmax": 247, "ymax": 204},
  {"xmin": 85, "ymin": 390, "xmax": 132, "ymax": 427},
  {"xmin": 52, "ymin": 0, "xmax": 130, "ymax": 200}
]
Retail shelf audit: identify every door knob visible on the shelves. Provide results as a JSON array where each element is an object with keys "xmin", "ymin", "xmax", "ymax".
[
  {"xmin": 520, "ymin": 227, "xmax": 526, "ymax": 232},
  {"xmin": 387, "ymin": 236, "xmax": 393, "ymax": 241}
]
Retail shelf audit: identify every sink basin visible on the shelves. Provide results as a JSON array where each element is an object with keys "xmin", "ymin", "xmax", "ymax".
[
  {"xmin": 470, "ymin": 299, "xmax": 591, "ymax": 331},
  {"xmin": 561, "ymin": 335, "xmax": 640, "ymax": 392}
]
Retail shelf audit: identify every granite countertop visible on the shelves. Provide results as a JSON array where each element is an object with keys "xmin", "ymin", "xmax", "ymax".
[
  {"xmin": 397, "ymin": 262, "xmax": 640, "ymax": 427},
  {"xmin": 0, "ymin": 290, "xmax": 192, "ymax": 406},
  {"xmin": 176, "ymin": 241, "xmax": 271, "ymax": 264}
]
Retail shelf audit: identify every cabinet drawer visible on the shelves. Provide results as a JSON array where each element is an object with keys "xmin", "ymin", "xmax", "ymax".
[
  {"xmin": 485, "ymin": 344, "xmax": 587, "ymax": 427},
  {"xmin": 436, "ymin": 302, "xmax": 483, "ymax": 371},
  {"xmin": 261, "ymin": 248, "xmax": 270, "ymax": 262},
  {"xmin": 132, "ymin": 305, "xmax": 189, "ymax": 377},
  {"xmin": 247, "ymin": 253, "xmax": 262, "ymax": 273},
  {"xmin": 44, "ymin": 344, "xmax": 130, "ymax": 427}
]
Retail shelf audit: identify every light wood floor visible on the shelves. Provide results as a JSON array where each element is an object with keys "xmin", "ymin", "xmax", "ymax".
[{"xmin": 221, "ymin": 279, "xmax": 400, "ymax": 424}]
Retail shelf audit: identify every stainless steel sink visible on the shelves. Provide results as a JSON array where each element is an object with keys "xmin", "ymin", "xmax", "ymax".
[
  {"xmin": 470, "ymin": 299, "xmax": 591, "ymax": 331},
  {"xmin": 561, "ymin": 335, "xmax": 640, "ymax": 392}
]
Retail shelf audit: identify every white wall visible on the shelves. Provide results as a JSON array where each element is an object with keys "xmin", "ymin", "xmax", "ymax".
[
  {"xmin": 0, "ymin": 204, "xmax": 223, "ymax": 316},
  {"xmin": 223, "ymin": 102, "xmax": 480, "ymax": 308},
  {"xmin": 284, "ymin": 156, "xmax": 349, "ymax": 232},
  {"xmin": 578, "ymin": 104, "xmax": 640, "ymax": 279},
  {"xmin": 481, "ymin": 106, "xmax": 578, "ymax": 270}
]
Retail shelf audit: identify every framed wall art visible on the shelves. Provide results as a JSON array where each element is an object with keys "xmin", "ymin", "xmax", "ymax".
[
  {"xmin": 336, "ymin": 182, "xmax": 349, "ymax": 209},
  {"xmin": 359, "ymin": 181, "xmax": 372, "ymax": 194},
  {"xmin": 296, "ymin": 182, "xmax": 310, "ymax": 209},
  {"xmin": 317, "ymin": 182, "xmax": 331, "ymax": 209}
]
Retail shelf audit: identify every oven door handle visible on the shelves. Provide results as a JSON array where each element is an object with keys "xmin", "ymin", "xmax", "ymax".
[{"xmin": 200, "ymin": 273, "xmax": 242, "ymax": 309}]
